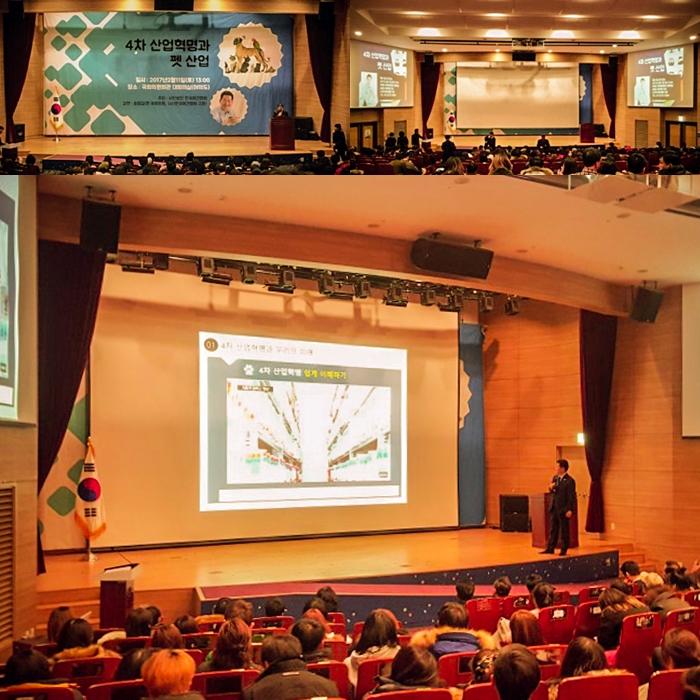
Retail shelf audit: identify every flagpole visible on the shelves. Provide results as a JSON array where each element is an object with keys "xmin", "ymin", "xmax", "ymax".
[{"xmin": 84, "ymin": 357, "xmax": 97, "ymax": 563}]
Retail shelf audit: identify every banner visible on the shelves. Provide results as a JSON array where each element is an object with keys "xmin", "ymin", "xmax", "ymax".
[{"xmin": 43, "ymin": 12, "xmax": 294, "ymax": 136}]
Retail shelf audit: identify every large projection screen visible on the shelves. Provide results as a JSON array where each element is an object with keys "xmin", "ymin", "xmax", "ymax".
[
  {"xmin": 91, "ymin": 267, "xmax": 459, "ymax": 547},
  {"xmin": 682, "ymin": 284, "xmax": 700, "ymax": 436},
  {"xmin": 456, "ymin": 64, "xmax": 579, "ymax": 129},
  {"xmin": 627, "ymin": 45, "xmax": 695, "ymax": 108}
]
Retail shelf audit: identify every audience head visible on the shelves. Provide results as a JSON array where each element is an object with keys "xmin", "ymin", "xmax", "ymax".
[
  {"xmin": 637, "ymin": 571, "xmax": 665, "ymax": 592},
  {"xmin": 224, "ymin": 598, "xmax": 253, "ymax": 625},
  {"xmin": 525, "ymin": 574, "xmax": 544, "ymax": 594},
  {"xmin": 212, "ymin": 617, "xmax": 253, "ymax": 670},
  {"xmin": 261, "ymin": 634, "xmax": 302, "ymax": 666},
  {"xmin": 660, "ymin": 150, "xmax": 681, "ymax": 168},
  {"xmin": 627, "ymin": 152, "xmax": 647, "ymax": 174},
  {"xmin": 490, "ymin": 149, "xmax": 512, "ymax": 174},
  {"xmin": 560, "ymin": 637, "xmax": 606, "ymax": 678},
  {"xmin": 684, "ymin": 666, "xmax": 700, "ymax": 700},
  {"xmin": 4, "ymin": 649, "xmax": 51, "ymax": 685},
  {"xmin": 494, "ymin": 576, "xmax": 512, "ymax": 598},
  {"xmin": 291, "ymin": 618, "xmax": 325, "ymax": 655},
  {"xmin": 669, "ymin": 570, "xmax": 696, "ymax": 592},
  {"xmin": 661, "ymin": 629, "xmax": 700, "ymax": 669},
  {"xmin": 173, "ymin": 615, "xmax": 198, "ymax": 635},
  {"xmin": 465, "ymin": 161, "xmax": 479, "ymax": 175},
  {"xmin": 316, "ymin": 586, "xmax": 339, "ymax": 614},
  {"xmin": 561, "ymin": 157, "xmax": 578, "ymax": 175},
  {"xmin": 443, "ymin": 156, "xmax": 465, "ymax": 175},
  {"xmin": 145, "ymin": 605, "xmax": 163, "ymax": 627},
  {"xmin": 493, "ymin": 644, "xmax": 541, "ymax": 700},
  {"xmin": 264, "ymin": 597, "xmax": 287, "ymax": 617},
  {"xmin": 610, "ymin": 578, "xmax": 633, "ymax": 596},
  {"xmin": 47, "ymin": 606, "xmax": 74, "ymax": 643},
  {"xmin": 598, "ymin": 159, "xmax": 618, "ymax": 175},
  {"xmin": 151, "ymin": 623, "xmax": 183, "ymax": 650},
  {"xmin": 620, "ymin": 560, "xmax": 641, "ymax": 582},
  {"xmin": 390, "ymin": 645, "xmax": 440, "ymax": 687},
  {"xmin": 57, "ymin": 618, "xmax": 93, "ymax": 651},
  {"xmin": 532, "ymin": 583, "xmax": 555, "ymax": 609},
  {"xmin": 471, "ymin": 649, "xmax": 498, "ymax": 684},
  {"xmin": 126, "ymin": 607, "xmax": 154, "ymax": 637},
  {"xmin": 456, "ymin": 579, "xmax": 476, "ymax": 603},
  {"xmin": 529, "ymin": 155, "xmax": 544, "ymax": 169},
  {"xmin": 437, "ymin": 601, "xmax": 469, "ymax": 629},
  {"xmin": 599, "ymin": 587, "xmax": 640, "ymax": 612},
  {"xmin": 303, "ymin": 596, "xmax": 329, "ymax": 619},
  {"xmin": 114, "ymin": 647, "xmax": 155, "ymax": 681},
  {"xmin": 582, "ymin": 148, "xmax": 601, "ymax": 168},
  {"xmin": 142, "ymin": 649, "xmax": 195, "ymax": 698},
  {"xmin": 510, "ymin": 610, "xmax": 544, "ymax": 646},
  {"xmin": 356, "ymin": 609, "xmax": 399, "ymax": 654},
  {"xmin": 302, "ymin": 607, "xmax": 332, "ymax": 635}
]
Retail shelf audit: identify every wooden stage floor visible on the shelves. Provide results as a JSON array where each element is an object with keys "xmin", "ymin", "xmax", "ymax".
[{"xmin": 38, "ymin": 528, "xmax": 627, "ymax": 595}]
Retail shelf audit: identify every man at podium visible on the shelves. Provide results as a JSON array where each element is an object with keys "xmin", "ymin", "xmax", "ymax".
[{"xmin": 540, "ymin": 459, "xmax": 576, "ymax": 556}]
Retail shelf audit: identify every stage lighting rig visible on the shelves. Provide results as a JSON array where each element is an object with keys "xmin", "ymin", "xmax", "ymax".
[
  {"xmin": 120, "ymin": 252, "xmax": 169, "ymax": 274},
  {"xmin": 384, "ymin": 283, "xmax": 408, "ymax": 308},
  {"xmin": 438, "ymin": 292, "xmax": 464, "ymax": 313},
  {"xmin": 505, "ymin": 296, "xmax": 520, "ymax": 315},
  {"xmin": 199, "ymin": 257, "xmax": 232, "ymax": 285},
  {"xmin": 267, "ymin": 268, "xmax": 296, "ymax": 294},
  {"xmin": 240, "ymin": 263, "xmax": 257, "ymax": 284},
  {"xmin": 354, "ymin": 279, "xmax": 371, "ymax": 299}
]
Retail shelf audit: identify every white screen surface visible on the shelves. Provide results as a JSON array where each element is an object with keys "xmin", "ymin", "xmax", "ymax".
[
  {"xmin": 456, "ymin": 64, "xmax": 580, "ymax": 129},
  {"xmin": 627, "ymin": 45, "xmax": 694, "ymax": 108},
  {"xmin": 682, "ymin": 284, "xmax": 700, "ymax": 436},
  {"xmin": 350, "ymin": 40, "xmax": 414, "ymax": 108},
  {"xmin": 200, "ymin": 333, "xmax": 407, "ymax": 511}
]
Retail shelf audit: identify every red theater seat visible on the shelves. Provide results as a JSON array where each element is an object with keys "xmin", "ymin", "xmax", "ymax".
[
  {"xmin": 501, "ymin": 594, "xmax": 534, "ymax": 618},
  {"xmin": 323, "ymin": 638, "xmax": 349, "ymax": 662},
  {"xmin": 684, "ymin": 590, "xmax": 700, "ymax": 608},
  {"xmin": 103, "ymin": 636, "xmax": 151, "ymax": 654},
  {"xmin": 52, "ymin": 657, "xmax": 121, "ymax": 694},
  {"xmin": 573, "ymin": 601, "xmax": 602, "ymax": 638},
  {"xmin": 1, "ymin": 687, "xmax": 79, "ymax": 700},
  {"xmin": 366, "ymin": 691, "xmax": 452, "ymax": 700},
  {"xmin": 577, "ymin": 585, "xmax": 606, "ymax": 604},
  {"xmin": 307, "ymin": 660, "xmax": 349, "ymax": 700},
  {"xmin": 663, "ymin": 606, "xmax": 700, "ymax": 637},
  {"xmin": 615, "ymin": 612, "xmax": 662, "ymax": 685},
  {"xmin": 538, "ymin": 605, "xmax": 576, "ymax": 644},
  {"xmin": 648, "ymin": 669, "xmax": 685, "ymax": 700},
  {"xmin": 462, "ymin": 683, "xmax": 498, "ymax": 700},
  {"xmin": 251, "ymin": 615, "xmax": 294, "ymax": 629},
  {"xmin": 556, "ymin": 672, "xmax": 638, "ymax": 700},
  {"xmin": 437, "ymin": 651, "xmax": 476, "ymax": 686},
  {"xmin": 87, "ymin": 680, "xmax": 148, "ymax": 700},
  {"xmin": 466, "ymin": 597, "xmax": 502, "ymax": 634},
  {"xmin": 191, "ymin": 670, "xmax": 260, "ymax": 700},
  {"xmin": 355, "ymin": 657, "xmax": 395, "ymax": 700}
]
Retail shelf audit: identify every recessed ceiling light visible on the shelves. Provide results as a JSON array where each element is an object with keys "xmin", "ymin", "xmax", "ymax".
[
  {"xmin": 486, "ymin": 29, "xmax": 509, "ymax": 38},
  {"xmin": 691, "ymin": 35, "xmax": 698, "ymax": 41},
  {"xmin": 562, "ymin": 14, "xmax": 584, "ymax": 19},
  {"xmin": 404, "ymin": 11, "xmax": 427, "ymax": 15},
  {"xmin": 354, "ymin": 31, "xmax": 362, "ymax": 36},
  {"xmin": 495, "ymin": 49, "xmax": 501, "ymax": 53},
  {"xmin": 612, "ymin": 43, "xmax": 618, "ymax": 47},
  {"xmin": 641, "ymin": 15, "xmax": 661, "ymax": 19},
  {"xmin": 552, "ymin": 30, "xmax": 574, "ymax": 38},
  {"xmin": 417, "ymin": 27, "xmax": 440, "ymax": 36},
  {"xmin": 600, "ymin": 49, "xmax": 605, "ymax": 54},
  {"xmin": 548, "ymin": 49, "xmax": 553, "ymax": 53},
  {"xmin": 619, "ymin": 30, "xmax": 641, "ymax": 39},
  {"xmin": 485, "ymin": 13, "xmax": 508, "ymax": 17},
  {"xmin": 442, "ymin": 48, "xmax": 447, "ymax": 52}
]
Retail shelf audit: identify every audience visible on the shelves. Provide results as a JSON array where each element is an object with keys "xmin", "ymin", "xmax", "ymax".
[
  {"xmin": 142, "ymin": 649, "xmax": 202, "ymax": 700},
  {"xmin": 316, "ymin": 586, "xmax": 340, "ymax": 614},
  {"xmin": 263, "ymin": 597, "xmax": 287, "ymax": 618},
  {"xmin": 371, "ymin": 645, "xmax": 453, "ymax": 696},
  {"xmin": 494, "ymin": 576, "xmax": 513, "ymax": 598},
  {"xmin": 493, "ymin": 644, "xmax": 541, "ymax": 700},
  {"xmin": 47, "ymin": 606, "xmax": 74, "ymax": 644},
  {"xmin": 151, "ymin": 624, "xmax": 184, "ymax": 650},
  {"xmin": 197, "ymin": 617, "xmax": 258, "ymax": 672},
  {"xmin": 345, "ymin": 609, "xmax": 401, "ymax": 687},
  {"xmin": 456, "ymin": 578, "xmax": 476, "ymax": 604},
  {"xmin": 548, "ymin": 637, "xmax": 615, "ymax": 700},
  {"xmin": 290, "ymin": 618, "xmax": 331, "ymax": 663},
  {"xmin": 597, "ymin": 587, "xmax": 650, "ymax": 650},
  {"xmin": 53, "ymin": 618, "xmax": 120, "ymax": 663},
  {"xmin": 510, "ymin": 610, "xmax": 545, "ymax": 647},
  {"xmin": 470, "ymin": 649, "xmax": 499, "ymax": 685},
  {"xmin": 114, "ymin": 647, "xmax": 156, "ymax": 681}
]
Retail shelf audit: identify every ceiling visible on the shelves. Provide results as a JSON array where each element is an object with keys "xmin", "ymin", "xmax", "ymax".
[
  {"xmin": 349, "ymin": 0, "xmax": 700, "ymax": 55},
  {"xmin": 38, "ymin": 175, "xmax": 700, "ymax": 289}
]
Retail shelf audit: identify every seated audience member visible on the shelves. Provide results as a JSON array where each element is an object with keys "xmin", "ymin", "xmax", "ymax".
[
  {"xmin": 411, "ymin": 601, "xmax": 495, "ymax": 660},
  {"xmin": 548, "ymin": 637, "xmax": 611, "ymax": 700},
  {"xmin": 598, "ymin": 158, "xmax": 618, "ymax": 175},
  {"xmin": 465, "ymin": 161, "xmax": 479, "ymax": 175},
  {"xmin": 559, "ymin": 157, "xmax": 578, "ymax": 175},
  {"xmin": 23, "ymin": 154, "xmax": 40, "ymax": 175},
  {"xmin": 456, "ymin": 578, "xmax": 476, "ymax": 604},
  {"xmin": 644, "ymin": 584, "xmax": 691, "ymax": 621},
  {"xmin": 291, "ymin": 618, "xmax": 331, "ymax": 663},
  {"xmin": 489, "ymin": 149, "xmax": 513, "ymax": 175},
  {"xmin": 597, "ymin": 587, "xmax": 649, "ymax": 650},
  {"xmin": 637, "ymin": 572, "xmax": 665, "ymax": 592},
  {"xmin": 316, "ymin": 586, "xmax": 340, "ymax": 614},
  {"xmin": 610, "ymin": 578, "xmax": 633, "ymax": 596},
  {"xmin": 521, "ymin": 156, "xmax": 554, "ymax": 176},
  {"xmin": 683, "ymin": 666, "xmax": 700, "ymax": 700},
  {"xmin": 197, "ymin": 617, "xmax": 258, "ymax": 672},
  {"xmin": 531, "ymin": 583, "xmax": 556, "ymax": 618},
  {"xmin": 371, "ymin": 645, "xmax": 454, "ymax": 696},
  {"xmin": 345, "ymin": 609, "xmax": 401, "ymax": 687},
  {"xmin": 580, "ymin": 148, "xmax": 601, "ymax": 175},
  {"xmin": 53, "ymin": 618, "xmax": 121, "ymax": 663},
  {"xmin": 525, "ymin": 574, "xmax": 544, "ymax": 595},
  {"xmin": 225, "ymin": 598, "xmax": 254, "ymax": 625},
  {"xmin": 243, "ymin": 635, "xmax": 338, "ymax": 700},
  {"xmin": 619, "ymin": 560, "xmax": 641, "ymax": 588},
  {"xmin": 3, "ymin": 649, "xmax": 52, "ymax": 685},
  {"xmin": 639, "ymin": 629, "xmax": 700, "ymax": 700},
  {"xmin": 174, "ymin": 615, "xmax": 199, "ymax": 635},
  {"xmin": 302, "ymin": 607, "xmax": 342, "ymax": 641},
  {"xmin": 493, "ymin": 644, "xmax": 541, "ymax": 700},
  {"xmin": 622, "ymin": 152, "xmax": 647, "ymax": 178},
  {"xmin": 658, "ymin": 150, "xmax": 687, "ymax": 175},
  {"xmin": 264, "ymin": 597, "xmax": 287, "ymax": 618},
  {"xmin": 442, "ymin": 156, "xmax": 465, "ymax": 175},
  {"xmin": 510, "ymin": 610, "xmax": 544, "ymax": 647},
  {"xmin": 142, "ymin": 649, "xmax": 203, "ymax": 700},
  {"xmin": 127, "ymin": 607, "xmax": 155, "ymax": 637},
  {"xmin": 152, "ymin": 624, "xmax": 184, "ymax": 649},
  {"xmin": 47, "ymin": 606, "xmax": 74, "ymax": 643},
  {"xmin": 494, "ymin": 577, "xmax": 513, "ymax": 598},
  {"xmin": 114, "ymin": 647, "xmax": 156, "ymax": 681},
  {"xmin": 470, "ymin": 649, "xmax": 499, "ymax": 685},
  {"xmin": 669, "ymin": 569, "xmax": 697, "ymax": 592}
]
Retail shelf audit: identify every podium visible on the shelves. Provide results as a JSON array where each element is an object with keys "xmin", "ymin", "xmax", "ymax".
[
  {"xmin": 269, "ymin": 116, "xmax": 295, "ymax": 151},
  {"xmin": 98, "ymin": 563, "xmax": 141, "ymax": 629},
  {"xmin": 529, "ymin": 493, "xmax": 579, "ymax": 550},
  {"xmin": 579, "ymin": 123, "xmax": 595, "ymax": 143}
]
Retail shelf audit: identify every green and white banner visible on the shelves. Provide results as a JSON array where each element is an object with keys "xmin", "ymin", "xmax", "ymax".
[{"xmin": 43, "ymin": 12, "xmax": 294, "ymax": 136}]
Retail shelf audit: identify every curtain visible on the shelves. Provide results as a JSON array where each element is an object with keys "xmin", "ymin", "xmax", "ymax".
[
  {"xmin": 305, "ymin": 14, "xmax": 335, "ymax": 144},
  {"xmin": 38, "ymin": 241, "xmax": 106, "ymax": 571},
  {"xmin": 579, "ymin": 310, "xmax": 617, "ymax": 533},
  {"xmin": 599, "ymin": 61, "xmax": 618, "ymax": 140},
  {"xmin": 420, "ymin": 62, "xmax": 441, "ymax": 139},
  {"xmin": 3, "ymin": 12, "xmax": 36, "ymax": 144}
]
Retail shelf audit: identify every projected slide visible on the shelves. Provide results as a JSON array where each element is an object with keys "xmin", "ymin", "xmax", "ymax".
[
  {"xmin": 200, "ymin": 333, "xmax": 407, "ymax": 511},
  {"xmin": 627, "ymin": 45, "xmax": 694, "ymax": 108},
  {"xmin": 0, "ymin": 178, "xmax": 17, "ymax": 421},
  {"xmin": 350, "ymin": 40, "xmax": 414, "ymax": 108}
]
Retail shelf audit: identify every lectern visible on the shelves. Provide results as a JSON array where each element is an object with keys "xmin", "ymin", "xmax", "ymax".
[
  {"xmin": 579, "ymin": 123, "xmax": 595, "ymax": 143},
  {"xmin": 98, "ymin": 563, "xmax": 141, "ymax": 629},
  {"xmin": 269, "ymin": 116, "xmax": 295, "ymax": 150},
  {"xmin": 529, "ymin": 493, "xmax": 579, "ymax": 550}
]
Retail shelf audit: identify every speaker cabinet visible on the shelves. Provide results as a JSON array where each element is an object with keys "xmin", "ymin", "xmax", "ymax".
[
  {"xmin": 630, "ymin": 286, "xmax": 664, "ymax": 323},
  {"xmin": 8, "ymin": 1, "xmax": 25, "ymax": 19},
  {"xmin": 295, "ymin": 117, "xmax": 314, "ymax": 132},
  {"xmin": 154, "ymin": 0, "xmax": 194, "ymax": 10},
  {"xmin": 411, "ymin": 238, "xmax": 494, "ymax": 280},
  {"xmin": 424, "ymin": 53, "xmax": 435, "ymax": 67},
  {"xmin": 500, "ymin": 494, "xmax": 530, "ymax": 532},
  {"xmin": 512, "ymin": 50, "xmax": 536, "ymax": 62},
  {"xmin": 80, "ymin": 200, "xmax": 122, "ymax": 254}
]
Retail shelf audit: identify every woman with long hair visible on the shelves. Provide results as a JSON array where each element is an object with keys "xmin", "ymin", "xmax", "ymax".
[
  {"xmin": 344, "ymin": 610, "xmax": 401, "ymax": 689},
  {"xmin": 197, "ymin": 617, "xmax": 258, "ymax": 672},
  {"xmin": 597, "ymin": 588, "xmax": 649, "ymax": 650}
]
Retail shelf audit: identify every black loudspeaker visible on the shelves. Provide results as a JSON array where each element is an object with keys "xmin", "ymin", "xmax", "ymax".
[
  {"xmin": 15, "ymin": 124, "xmax": 25, "ymax": 142},
  {"xmin": 594, "ymin": 123, "xmax": 607, "ymax": 137},
  {"xmin": 512, "ymin": 50, "xmax": 536, "ymax": 62},
  {"xmin": 411, "ymin": 238, "xmax": 494, "ymax": 280},
  {"xmin": 295, "ymin": 117, "xmax": 314, "ymax": 132},
  {"xmin": 500, "ymin": 495, "xmax": 530, "ymax": 532},
  {"xmin": 295, "ymin": 128, "xmax": 309, "ymax": 140},
  {"xmin": 426, "ymin": 128, "xmax": 434, "ymax": 139},
  {"xmin": 630, "ymin": 286, "xmax": 664, "ymax": 323},
  {"xmin": 424, "ymin": 53, "xmax": 435, "ymax": 67},
  {"xmin": 154, "ymin": 0, "xmax": 194, "ymax": 10},
  {"xmin": 318, "ymin": 0, "xmax": 334, "ymax": 22},
  {"xmin": 8, "ymin": 1, "xmax": 24, "ymax": 19},
  {"xmin": 80, "ymin": 200, "xmax": 122, "ymax": 254},
  {"xmin": 609, "ymin": 55, "xmax": 619, "ymax": 68}
]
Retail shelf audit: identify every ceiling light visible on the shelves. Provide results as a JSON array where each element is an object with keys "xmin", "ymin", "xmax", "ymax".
[
  {"xmin": 612, "ymin": 43, "xmax": 618, "ymax": 47},
  {"xmin": 485, "ymin": 13, "xmax": 508, "ymax": 17},
  {"xmin": 562, "ymin": 14, "xmax": 584, "ymax": 19},
  {"xmin": 478, "ymin": 295, "xmax": 494, "ymax": 313},
  {"xmin": 495, "ymin": 49, "xmax": 501, "ymax": 53},
  {"xmin": 548, "ymin": 49, "xmax": 553, "ymax": 53},
  {"xmin": 442, "ymin": 48, "xmax": 447, "ymax": 52},
  {"xmin": 641, "ymin": 15, "xmax": 661, "ymax": 19},
  {"xmin": 551, "ymin": 30, "xmax": 574, "ymax": 38},
  {"xmin": 600, "ymin": 49, "xmax": 605, "ymax": 53},
  {"xmin": 439, "ymin": 292, "xmax": 464, "ymax": 313},
  {"xmin": 691, "ymin": 35, "xmax": 698, "ymax": 41},
  {"xmin": 354, "ymin": 31, "xmax": 362, "ymax": 36},
  {"xmin": 200, "ymin": 257, "xmax": 232, "ymax": 285},
  {"xmin": 619, "ymin": 30, "xmax": 640, "ymax": 39},
  {"xmin": 486, "ymin": 29, "xmax": 509, "ymax": 38},
  {"xmin": 417, "ymin": 27, "xmax": 440, "ymax": 36},
  {"xmin": 318, "ymin": 273, "xmax": 335, "ymax": 295},
  {"xmin": 404, "ymin": 11, "xmax": 427, "ymax": 15}
]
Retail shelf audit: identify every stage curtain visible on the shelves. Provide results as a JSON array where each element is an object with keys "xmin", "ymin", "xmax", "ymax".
[
  {"xmin": 38, "ymin": 241, "xmax": 106, "ymax": 571},
  {"xmin": 3, "ymin": 12, "xmax": 36, "ymax": 144},
  {"xmin": 420, "ymin": 62, "xmax": 441, "ymax": 139},
  {"xmin": 599, "ymin": 62, "xmax": 618, "ymax": 140},
  {"xmin": 305, "ymin": 14, "xmax": 335, "ymax": 144},
  {"xmin": 579, "ymin": 309, "xmax": 617, "ymax": 533}
]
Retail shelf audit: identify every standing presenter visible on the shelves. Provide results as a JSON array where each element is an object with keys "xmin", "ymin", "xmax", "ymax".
[{"xmin": 540, "ymin": 459, "xmax": 576, "ymax": 556}]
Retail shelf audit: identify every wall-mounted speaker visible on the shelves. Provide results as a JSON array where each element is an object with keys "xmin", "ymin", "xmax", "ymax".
[
  {"xmin": 630, "ymin": 286, "xmax": 664, "ymax": 323},
  {"xmin": 411, "ymin": 238, "xmax": 494, "ymax": 280},
  {"xmin": 512, "ymin": 50, "xmax": 536, "ymax": 62},
  {"xmin": 424, "ymin": 53, "xmax": 435, "ymax": 67},
  {"xmin": 500, "ymin": 494, "xmax": 530, "ymax": 532},
  {"xmin": 154, "ymin": 0, "xmax": 194, "ymax": 10},
  {"xmin": 80, "ymin": 200, "xmax": 122, "ymax": 254}
]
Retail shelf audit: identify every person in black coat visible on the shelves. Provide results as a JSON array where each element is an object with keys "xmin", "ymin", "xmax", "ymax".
[
  {"xmin": 332, "ymin": 123, "xmax": 348, "ymax": 160},
  {"xmin": 541, "ymin": 459, "xmax": 576, "ymax": 556},
  {"xmin": 484, "ymin": 131, "xmax": 497, "ymax": 150}
]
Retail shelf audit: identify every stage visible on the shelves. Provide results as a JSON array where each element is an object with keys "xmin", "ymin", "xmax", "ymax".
[{"xmin": 35, "ymin": 529, "xmax": 637, "ymax": 632}]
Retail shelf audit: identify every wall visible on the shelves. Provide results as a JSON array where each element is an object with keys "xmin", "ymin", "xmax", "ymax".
[{"xmin": 483, "ymin": 300, "xmax": 585, "ymax": 527}]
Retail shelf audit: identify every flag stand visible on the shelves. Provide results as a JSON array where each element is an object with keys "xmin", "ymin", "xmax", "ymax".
[
  {"xmin": 82, "ymin": 356, "xmax": 97, "ymax": 563},
  {"xmin": 84, "ymin": 538, "xmax": 97, "ymax": 563}
]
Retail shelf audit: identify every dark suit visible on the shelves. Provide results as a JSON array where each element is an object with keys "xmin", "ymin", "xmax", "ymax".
[{"xmin": 547, "ymin": 472, "xmax": 576, "ymax": 553}]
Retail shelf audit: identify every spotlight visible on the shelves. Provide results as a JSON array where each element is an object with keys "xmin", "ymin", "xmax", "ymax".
[
  {"xmin": 318, "ymin": 273, "xmax": 335, "ymax": 295},
  {"xmin": 479, "ymin": 295, "xmax": 494, "ymax": 313},
  {"xmin": 240, "ymin": 263, "xmax": 257, "ymax": 284},
  {"xmin": 420, "ymin": 289, "xmax": 437, "ymax": 306},
  {"xmin": 504, "ymin": 296, "xmax": 520, "ymax": 315},
  {"xmin": 120, "ymin": 252, "xmax": 169, "ymax": 274},
  {"xmin": 354, "ymin": 279, "xmax": 371, "ymax": 299},
  {"xmin": 384, "ymin": 283, "xmax": 408, "ymax": 308},
  {"xmin": 438, "ymin": 292, "xmax": 464, "ymax": 313},
  {"xmin": 268, "ymin": 268, "xmax": 296, "ymax": 294},
  {"xmin": 200, "ymin": 257, "xmax": 232, "ymax": 285}
]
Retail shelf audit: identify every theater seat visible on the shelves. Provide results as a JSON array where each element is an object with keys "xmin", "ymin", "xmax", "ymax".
[
  {"xmin": 355, "ymin": 657, "xmax": 395, "ymax": 700},
  {"xmin": 1, "ymin": 687, "xmax": 78, "ymax": 700},
  {"xmin": 537, "ymin": 605, "xmax": 576, "ymax": 644},
  {"xmin": 648, "ymin": 669, "xmax": 685, "ymax": 700},
  {"xmin": 466, "ymin": 597, "xmax": 502, "ymax": 634},
  {"xmin": 437, "ymin": 651, "xmax": 477, "ymax": 686},
  {"xmin": 366, "ymin": 691, "xmax": 452, "ymax": 700},
  {"xmin": 87, "ymin": 680, "xmax": 149, "ymax": 700},
  {"xmin": 251, "ymin": 615, "xmax": 294, "ymax": 629},
  {"xmin": 556, "ymin": 672, "xmax": 638, "ymax": 700},
  {"xmin": 615, "ymin": 612, "xmax": 662, "ymax": 685},
  {"xmin": 501, "ymin": 595, "xmax": 534, "ymax": 618},
  {"xmin": 573, "ymin": 601, "xmax": 602, "ymax": 639},
  {"xmin": 577, "ymin": 585, "xmax": 606, "ymax": 604},
  {"xmin": 462, "ymin": 682, "xmax": 498, "ymax": 700},
  {"xmin": 684, "ymin": 590, "xmax": 700, "ymax": 608},
  {"xmin": 375, "ymin": 162, "xmax": 396, "ymax": 175},
  {"xmin": 52, "ymin": 656, "xmax": 121, "ymax": 694},
  {"xmin": 307, "ymin": 660, "xmax": 349, "ymax": 700},
  {"xmin": 322, "ymin": 638, "xmax": 349, "ymax": 662},
  {"xmin": 662, "ymin": 607, "xmax": 699, "ymax": 637},
  {"xmin": 191, "ymin": 669, "xmax": 260, "ymax": 700}
]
